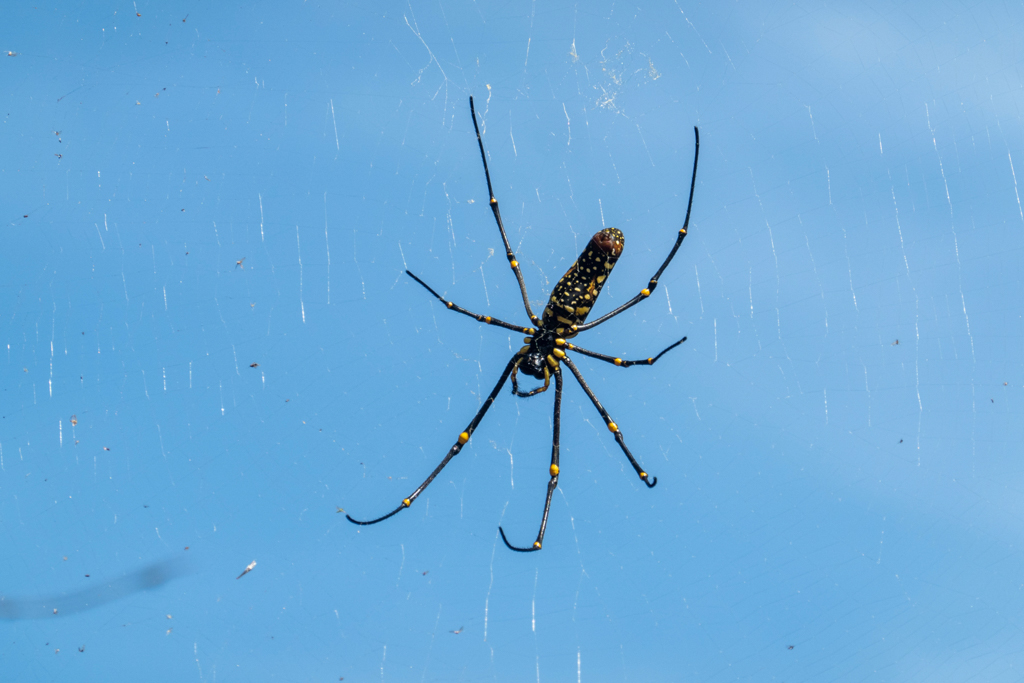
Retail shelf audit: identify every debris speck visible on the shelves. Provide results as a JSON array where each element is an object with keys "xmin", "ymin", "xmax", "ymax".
[{"xmin": 236, "ymin": 560, "xmax": 257, "ymax": 579}]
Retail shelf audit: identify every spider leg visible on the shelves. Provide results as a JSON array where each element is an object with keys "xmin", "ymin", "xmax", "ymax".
[
  {"xmin": 561, "ymin": 355, "xmax": 657, "ymax": 488},
  {"xmin": 558, "ymin": 336, "xmax": 687, "ymax": 368},
  {"xmin": 576, "ymin": 127, "xmax": 700, "ymax": 332},
  {"xmin": 469, "ymin": 96, "xmax": 541, "ymax": 327},
  {"xmin": 406, "ymin": 271, "xmax": 534, "ymax": 334},
  {"xmin": 500, "ymin": 366, "xmax": 562, "ymax": 552},
  {"xmin": 346, "ymin": 354, "xmax": 520, "ymax": 526},
  {"xmin": 510, "ymin": 358, "xmax": 550, "ymax": 397}
]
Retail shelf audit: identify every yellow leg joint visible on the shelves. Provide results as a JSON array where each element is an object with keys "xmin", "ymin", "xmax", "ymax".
[
  {"xmin": 614, "ymin": 358, "xmax": 623, "ymax": 366},
  {"xmin": 550, "ymin": 464, "xmax": 559, "ymax": 476},
  {"xmin": 679, "ymin": 227, "xmax": 687, "ymax": 234},
  {"xmin": 553, "ymin": 348, "xmax": 566, "ymax": 359},
  {"xmin": 640, "ymin": 471, "xmax": 647, "ymax": 479},
  {"xmin": 446, "ymin": 301, "xmax": 454, "ymax": 308},
  {"xmin": 510, "ymin": 260, "xmax": 519, "ymax": 268},
  {"xmin": 533, "ymin": 541, "xmax": 542, "ymax": 549},
  {"xmin": 491, "ymin": 198, "xmax": 498, "ymax": 205},
  {"xmin": 546, "ymin": 355, "xmax": 559, "ymax": 368},
  {"xmin": 485, "ymin": 316, "xmax": 492, "ymax": 323},
  {"xmin": 402, "ymin": 498, "xmax": 411, "ymax": 507},
  {"xmin": 607, "ymin": 422, "xmax": 619, "ymax": 433},
  {"xmin": 555, "ymin": 338, "xmax": 566, "ymax": 346},
  {"xmin": 641, "ymin": 288, "xmax": 650, "ymax": 297},
  {"xmin": 458, "ymin": 431, "xmax": 470, "ymax": 445}
]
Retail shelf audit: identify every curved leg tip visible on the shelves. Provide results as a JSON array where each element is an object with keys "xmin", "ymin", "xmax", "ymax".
[
  {"xmin": 499, "ymin": 526, "xmax": 541, "ymax": 553},
  {"xmin": 345, "ymin": 503, "xmax": 406, "ymax": 526},
  {"xmin": 643, "ymin": 474, "xmax": 657, "ymax": 488}
]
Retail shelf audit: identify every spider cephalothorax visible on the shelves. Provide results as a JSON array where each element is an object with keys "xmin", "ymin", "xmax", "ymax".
[{"xmin": 347, "ymin": 96, "xmax": 700, "ymax": 552}]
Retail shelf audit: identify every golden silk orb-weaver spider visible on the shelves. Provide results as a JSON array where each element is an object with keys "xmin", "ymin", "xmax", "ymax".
[{"xmin": 346, "ymin": 96, "xmax": 700, "ymax": 552}]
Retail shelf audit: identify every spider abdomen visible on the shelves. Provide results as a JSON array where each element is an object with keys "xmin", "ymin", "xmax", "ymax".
[{"xmin": 541, "ymin": 228, "xmax": 624, "ymax": 333}]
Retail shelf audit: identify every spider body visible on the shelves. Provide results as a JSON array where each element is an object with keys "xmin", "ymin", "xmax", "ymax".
[
  {"xmin": 512, "ymin": 227, "xmax": 625, "ymax": 396},
  {"xmin": 347, "ymin": 97, "xmax": 700, "ymax": 552},
  {"xmin": 542, "ymin": 227, "xmax": 624, "ymax": 332}
]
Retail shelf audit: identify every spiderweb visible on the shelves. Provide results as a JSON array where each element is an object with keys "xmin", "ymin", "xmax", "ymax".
[{"xmin": 3, "ymin": 2, "xmax": 1024, "ymax": 680}]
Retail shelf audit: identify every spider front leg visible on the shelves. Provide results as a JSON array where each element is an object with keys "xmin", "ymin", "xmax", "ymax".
[
  {"xmin": 500, "ymin": 365, "xmax": 562, "ymax": 552},
  {"xmin": 561, "ymin": 355, "xmax": 657, "ymax": 488},
  {"xmin": 346, "ymin": 354, "xmax": 520, "ymax": 526},
  {"xmin": 557, "ymin": 336, "xmax": 687, "ymax": 368}
]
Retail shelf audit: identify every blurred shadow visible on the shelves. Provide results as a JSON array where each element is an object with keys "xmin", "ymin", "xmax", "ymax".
[{"xmin": 0, "ymin": 558, "xmax": 187, "ymax": 620}]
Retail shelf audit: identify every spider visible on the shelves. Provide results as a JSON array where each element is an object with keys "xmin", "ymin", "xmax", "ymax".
[{"xmin": 347, "ymin": 96, "xmax": 700, "ymax": 552}]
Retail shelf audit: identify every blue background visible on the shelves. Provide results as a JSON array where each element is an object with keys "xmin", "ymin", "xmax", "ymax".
[{"xmin": 3, "ymin": 1, "xmax": 1024, "ymax": 680}]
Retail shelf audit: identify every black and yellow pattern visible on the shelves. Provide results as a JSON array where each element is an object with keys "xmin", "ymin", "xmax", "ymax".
[
  {"xmin": 346, "ymin": 96, "xmax": 701, "ymax": 553},
  {"xmin": 542, "ymin": 227, "xmax": 624, "ymax": 334}
]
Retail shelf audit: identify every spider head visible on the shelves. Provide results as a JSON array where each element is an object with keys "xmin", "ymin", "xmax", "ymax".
[{"xmin": 519, "ymin": 350, "xmax": 548, "ymax": 380}]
